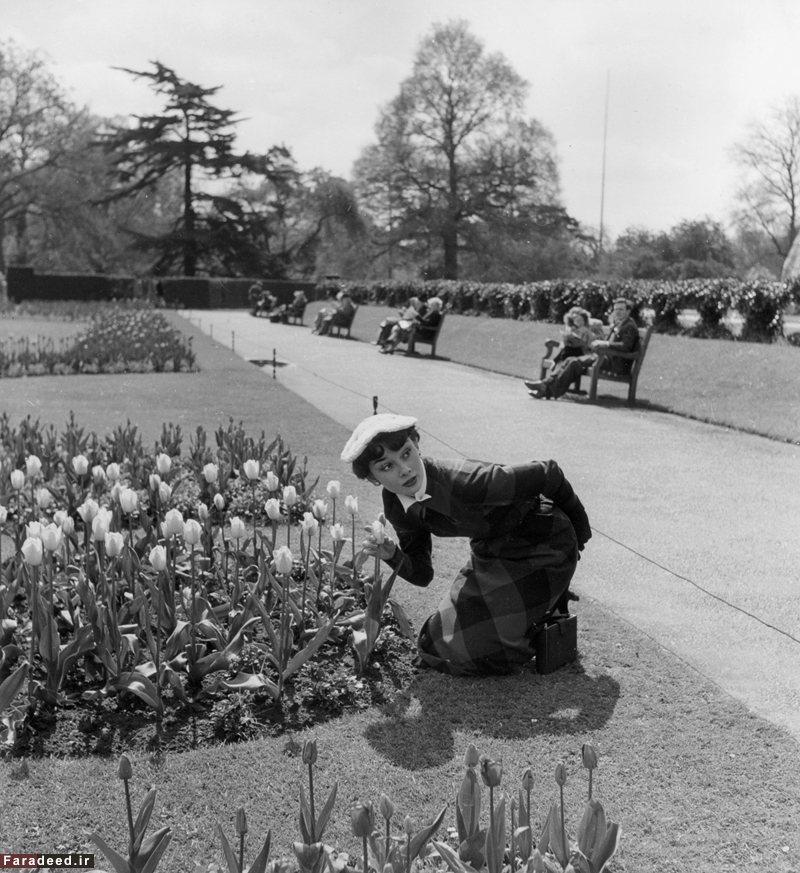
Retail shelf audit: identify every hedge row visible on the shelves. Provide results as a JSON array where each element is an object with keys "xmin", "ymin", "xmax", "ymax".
[{"xmin": 315, "ymin": 278, "xmax": 800, "ymax": 342}]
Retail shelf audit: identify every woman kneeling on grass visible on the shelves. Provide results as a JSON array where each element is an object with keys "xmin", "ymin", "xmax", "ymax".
[{"xmin": 341, "ymin": 414, "xmax": 592, "ymax": 676}]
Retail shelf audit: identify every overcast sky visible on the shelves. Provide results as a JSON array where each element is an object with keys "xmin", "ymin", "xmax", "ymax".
[{"xmin": 5, "ymin": 0, "xmax": 800, "ymax": 240}]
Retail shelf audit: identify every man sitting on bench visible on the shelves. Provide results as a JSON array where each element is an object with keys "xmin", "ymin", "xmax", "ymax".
[
  {"xmin": 524, "ymin": 298, "xmax": 640, "ymax": 399},
  {"xmin": 380, "ymin": 297, "xmax": 443, "ymax": 354}
]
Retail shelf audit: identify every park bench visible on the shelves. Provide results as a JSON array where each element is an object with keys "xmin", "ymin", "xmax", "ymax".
[
  {"xmin": 285, "ymin": 301, "xmax": 306, "ymax": 325},
  {"xmin": 539, "ymin": 325, "xmax": 653, "ymax": 406},
  {"xmin": 405, "ymin": 312, "xmax": 446, "ymax": 357},
  {"xmin": 329, "ymin": 304, "xmax": 358, "ymax": 338}
]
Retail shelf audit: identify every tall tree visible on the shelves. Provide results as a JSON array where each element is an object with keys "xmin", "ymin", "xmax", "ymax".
[
  {"xmin": 731, "ymin": 95, "xmax": 800, "ymax": 259},
  {"xmin": 97, "ymin": 62, "xmax": 290, "ymax": 276},
  {"xmin": 0, "ymin": 39, "xmax": 81, "ymax": 271},
  {"xmin": 353, "ymin": 20, "xmax": 567, "ymax": 280}
]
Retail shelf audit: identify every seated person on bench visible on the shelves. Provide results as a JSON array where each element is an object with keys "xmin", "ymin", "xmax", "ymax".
[
  {"xmin": 342, "ymin": 413, "xmax": 590, "ymax": 676},
  {"xmin": 524, "ymin": 297, "xmax": 639, "ymax": 399},
  {"xmin": 313, "ymin": 291, "xmax": 356, "ymax": 335},
  {"xmin": 380, "ymin": 297, "xmax": 443, "ymax": 354},
  {"xmin": 375, "ymin": 297, "xmax": 427, "ymax": 347}
]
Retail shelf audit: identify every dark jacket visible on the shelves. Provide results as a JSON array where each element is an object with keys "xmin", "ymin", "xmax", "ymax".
[{"xmin": 602, "ymin": 316, "xmax": 640, "ymax": 376}]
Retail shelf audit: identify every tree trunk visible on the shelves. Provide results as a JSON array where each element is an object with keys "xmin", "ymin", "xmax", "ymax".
[
  {"xmin": 183, "ymin": 154, "xmax": 196, "ymax": 276},
  {"xmin": 442, "ymin": 222, "xmax": 459, "ymax": 280}
]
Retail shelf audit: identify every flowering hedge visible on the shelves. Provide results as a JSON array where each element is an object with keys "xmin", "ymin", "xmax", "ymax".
[
  {"xmin": 316, "ymin": 278, "xmax": 800, "ymax": 342},
  {"xmin": 0, "ymin": 307, "xmax": 197, "ymax": 377}
]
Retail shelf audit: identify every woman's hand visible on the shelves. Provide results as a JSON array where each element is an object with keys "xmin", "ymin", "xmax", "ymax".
[{"xmin": 361, "ymin": 525, "xmax": 397, "ymax": 561}]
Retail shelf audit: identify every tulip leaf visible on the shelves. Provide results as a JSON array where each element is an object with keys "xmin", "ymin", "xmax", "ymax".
[
  {"xmin": 409, "ymin": 804, "xmax": 447, "ymax": 861},
  {"xmin": 0, "ymin": 662, "xmax": 28, "ymax": 715},
  {"xmin": 314, "ymin": 782, "xmax": 338, "ymax": 842},
  {"xmin": 590, "ymin": 821, "xmax": 620, "ymax": 872},
  {"xmin": 137, "ymin": 828, "xmax": 172, "ymax": 873},
  {"xmin": 283, "ymin": 616, "xmax": 336, "ymax": 680},
  {"xmin": 216, "ymin": 823, "xmax": 240, "ymax": 873},
  {"xmin": 248, "ymin": 829, "xmax": 272, "ymax": 873},
  {"xmin": 388, "ymin": 598, "xmax": 416, "ymax": 642},
  {"xmin": 433, "ymin": 840, "xmax": 481, "ymax": 873},
  {"xmin": 299, "ymin": 785, "xmax": 314, "ymax": 845},
  {"xmin": 89, "ymin": 833, "xmax": 134, "ymax": 873}
]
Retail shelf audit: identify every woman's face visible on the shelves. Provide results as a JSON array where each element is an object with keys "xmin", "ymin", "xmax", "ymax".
[
  {"xmin": 368, "ymin": 438, "xmax": 425, "ymax": 495},
  {"xmin": 573, "ymin": 314, "xmax": 586, "ymax": 327}
]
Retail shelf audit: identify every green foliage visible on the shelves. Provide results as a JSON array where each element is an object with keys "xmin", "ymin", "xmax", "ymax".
[{"xmin": 317, "ymin": 277, "xmax": 800, "ymax": 341}]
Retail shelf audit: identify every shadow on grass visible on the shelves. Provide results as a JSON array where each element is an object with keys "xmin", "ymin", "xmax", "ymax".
[{"xmin": 364, "ymin": 656, "xmax": 619, "ymax": 770}]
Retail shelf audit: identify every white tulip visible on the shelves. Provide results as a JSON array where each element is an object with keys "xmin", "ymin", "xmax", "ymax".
[
  {"xmin": 203, "ymin": 463, "xmax": 219, "ymax": 484},
  {"xmin": 21, "ymin": 536, "xmax": 43, "ymax": 566},
  {"xmin": 72, "ymin": 454, "xmax": 90, "ymax": 476},
  {"xmin": 243, "ymin": 459, "xmax": 260, "ymax": 480},
  {"xmin": 184, "ymin": 518, "xmax": 203, "ymax": 545},
  {"xmin": 25, "ymin": 455, "xmax": 42, "ymax": 478},
  {"xmin": 105, "ymin": 531, "xmax": 125, "ymax": 557},
  {"xmin": 156, "ymin": 453, "xmax": 172, "ymax": 475}
]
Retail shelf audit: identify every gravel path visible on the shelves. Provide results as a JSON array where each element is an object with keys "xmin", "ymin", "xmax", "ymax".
[{"xmin": 180, "ymin": 309, "xmax": 800, "ymax": 745}]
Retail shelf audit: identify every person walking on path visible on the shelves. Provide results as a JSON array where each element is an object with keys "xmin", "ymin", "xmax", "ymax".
[
  {"xmin": 525, "ymin": 298, "xmax": 640, "ymax": 399},
  {"xmin": 342, "ymin": 413, "xmax": 591, "ymax": 676}
]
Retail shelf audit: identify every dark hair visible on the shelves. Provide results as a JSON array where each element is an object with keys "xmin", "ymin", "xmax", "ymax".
[
  {"xmin": 351, "ymin": 426, "xmax": 420, "ymax": 481},
  {"xmin": 613, "ymin": 297, "xmax": 632, "ymax": 310}
]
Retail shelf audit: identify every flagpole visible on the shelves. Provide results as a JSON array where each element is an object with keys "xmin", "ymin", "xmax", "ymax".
[{"xmin": 598, "ymin": 69, "xmax": 611, "ymax": 259}]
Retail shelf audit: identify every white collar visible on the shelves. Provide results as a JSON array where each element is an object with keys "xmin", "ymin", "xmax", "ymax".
[{"xmin": 396, "ymin": 465, "xmax": 431, "ymax": 512}]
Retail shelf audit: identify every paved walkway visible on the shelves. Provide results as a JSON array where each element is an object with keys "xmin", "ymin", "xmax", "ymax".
[{"xmin": 180, "ymin": 310, "xmax": 800, "ymax": 744}]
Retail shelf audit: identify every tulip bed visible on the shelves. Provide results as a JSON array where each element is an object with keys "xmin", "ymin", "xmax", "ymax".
[
  {"xmin": 0, "ymin": 305, "xmax": 197, "ymax": 377},
  {"xmin": 91, "ymin": 737, "xmax": 619, "ymax": 873},
  {"xmin": 0, "ymin": 415, "xmax": 416, "ymax": 757}
]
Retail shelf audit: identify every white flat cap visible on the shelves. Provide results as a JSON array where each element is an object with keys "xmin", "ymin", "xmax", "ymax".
[{"xmin": 341, "ymin": 413, "xmax": 418, "ymax": 462}]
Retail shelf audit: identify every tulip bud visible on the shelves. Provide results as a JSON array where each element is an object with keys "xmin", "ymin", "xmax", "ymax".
[
  {"xmin": 464, "ymin": 744, "xmax": 480, "ymax": 767},
  {"xmin": 36, "ymin": 488, "xmax": 53, "ymax": 510},
  {"xmin": 283, "ymin": 485, "xmax": 297, "ymax": 506},
  {"xmin": 93, "ymin": 465, "xmax": 106, "ymax": 485},
  {"xmin": 77, "ymin": 498, "xmax": 99, "ymax": 524},
  {"xmin": 326, "ymin": 480, "xmax": 341, "ymax": 499},
  {"xmin": 302, "ymin": 738, "xmax": 318, "ymax": 765},
  {"xmin": 158, "ymin": 481, "xmax": 172, "ymax": 504},
  {"xmin": 109, "ymin": 482, "xmax": 122, "ymax": 504},
  {"xmin": 581, "ymin": 743, "xmax": 598, "ymax": 771},
  {"xmin": 236, "ymin": 806, "xmax": 248, "ymax": 836},
  {"xmin": 184, "ymin": 518, "xmax": 202, "ymax": 545},
  {"xmin": 72, "ymin": 454, "xmax": 89, "ymax": 476},
  {"xmin": 480, "ymin": 756, "xmax": 503, "ymax": 788},
  {"xmin": 301, "ymin": 512, "xmax": 318, "ymax": 535},
  {"xmin": 117, "ymin": 754, "xmax": 133, "ymax": 781},
  {"xmin": 92, "ymin": 512, "xmax": 110, "ymax": 542},
  {"xmin": 370, "ymin": 520, "xmax": 385, "ymax": 544},
  {"xmin": 10, "ymin": 470, "xmax": 25, "ymax": 490},
  {"xmin": 26, "ymin": 520, "xmax": 43, "ymax": 540},
  {"xmin": 60, "ymin": 515, "xmax": 75, "ymax": 536},
  {"xmin": 293, "ymin": 843, "xmax": 324, "ymax": 869},
  {"xmin": 265, "ymin": 498, "xmax": 282, "ymax": 521},
  {"xmin": 214, "ymin": 493, "xmax": 225, "ymax": 511},
  {"xmin": 149, "ymin": 473, "xmax": 161, "ymax": 491},
  {"xmin": 54, "ymin": 509, "xmax": 67, "ymax": 526},
  {"xmin": 119, "ymin": 488, "xmax": 139, "ymax": 515},
  {"xmin": 274, "ymin": 545, "xmax": 293, "ymax": 575},
  {"xmin": 197, "ymin": 503, "xmax": 209, "ymax": 522},
  {"xmin": 265, "ymin": 471, "xmax": 279, "ymax": 491},
  {"xmin": 163, "ymin": 508, "xmax": 185, "ymax": 538},
  {"xmin": 379, "ymin": 794, "xmax": 394, "ymax": 821},
  {"xmin": 229, "ymin": 516, "xmax": 246, "ymax": 540},
  {"xmin": 0, "ymin": 506, "xmax": 8, "ymax": 525},
  {"xmin": 312, "ymin": 499, "xmax": 328, "ymax": 521},
  {"xmin": 345, "ymin": 495, "xmax": 358, "ymax": 516},
  {"xmin": 554, "ymin": 763, "xmax": 567, "ymax": 787},
  {"xmin": 156, "ymin": 453, "xmax": 172, "ymax": 475},
  {"xmin": 243, "ymin": 459, "xmax": 260, "ymax": 480},
  {"xmin": 149, "ymin": 545, "xmax": 167, "ymax": 572},
  {"xmin": 21, "ymin": 536, "xmax": 43, "ymax": 566},
  {"xmin": 521, "ymin": 767, "xmax": 534, "ymax": 791},
  {"xmin": 106, "ymin": 462, "xmax": 121, "ymax": 482},
  {"xmin": 25, "ymin": 455, "xmax": 42, "ymax": 478},
  {"xmin": 350, "ymin": 802, "xmax": 375, "ymax": 838},
  {"xmin": 203, "ymin": 463, "xmax": 219, "ymax": 484},
  {"xmin": 105, "ymin": 531, "xmax": 125, "ymax": 557},
  {"xmin": 41, "ymin": 523, "xmax": 63, "ymax": 552},
  {"xmin": 330, "ymin": 523, "xmax": 346, "ymax": 542},
  {"xmin": 403, "ymin": 815, "xmax": 415, "ymax": 836}
]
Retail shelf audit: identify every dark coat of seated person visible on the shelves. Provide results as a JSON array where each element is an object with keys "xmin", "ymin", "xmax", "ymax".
[{"xmin": 524, "ymin": 297, "xmax": 640, "ymax": 399}]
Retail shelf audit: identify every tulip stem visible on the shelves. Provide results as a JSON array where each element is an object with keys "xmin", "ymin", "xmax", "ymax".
[
  {"xmin": 238, "ymin": 832, "xmax": 245, "ymax": 873},
  {"xmin": 489, "ymin": 785, "xmax": 494, "ymax": 832},
  {"xmin": 316, "ymin": 525, "xmax": 323, "ymax": 608},
  {"xmin": 559, "ymin": 784, "xmax": 567, "ymax": 869},
  {"xmin": 301, "ymin": 530, "xmax": 310, "ymax": 627},
  {"xmin": 362, "ymin": 835, "xmax": 368, "ymax": 873},
  {"xmin": 308, "ymin": 762, "xmax": 316, "ymax": 843},
  {"xmin": 189, "ymin": 543, "xmax": 197, "ymax": 663},
  {"xmin": 526, "ymin": 786, "xmax": 532, "ymax": 830},
  {"xmin": 123, "ymin": 777, "xmax": 135, "ymax": 857},
  {"xmin": 588, "ymin": 769, "xmax": 593, "ymax": 801}
]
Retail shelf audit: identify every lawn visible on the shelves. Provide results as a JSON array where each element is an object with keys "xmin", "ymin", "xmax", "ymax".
[
  {"xmin": 1, "ymin": 307, "xmax": 799, "ymax": 873},
  {"xmin": 330, "ymin": 303, "xmax": 800, "ymax": 445}
]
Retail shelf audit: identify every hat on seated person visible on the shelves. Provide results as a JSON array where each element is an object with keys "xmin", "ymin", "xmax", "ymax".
[{"xmin": 341, "ymin": 413, "xmax": 418, "ymax": 463}]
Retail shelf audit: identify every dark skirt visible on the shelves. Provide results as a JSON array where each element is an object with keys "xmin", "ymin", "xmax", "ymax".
[{"xmin": 416, "ymin": 503, "xmax": 578, "ymax": 675}]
